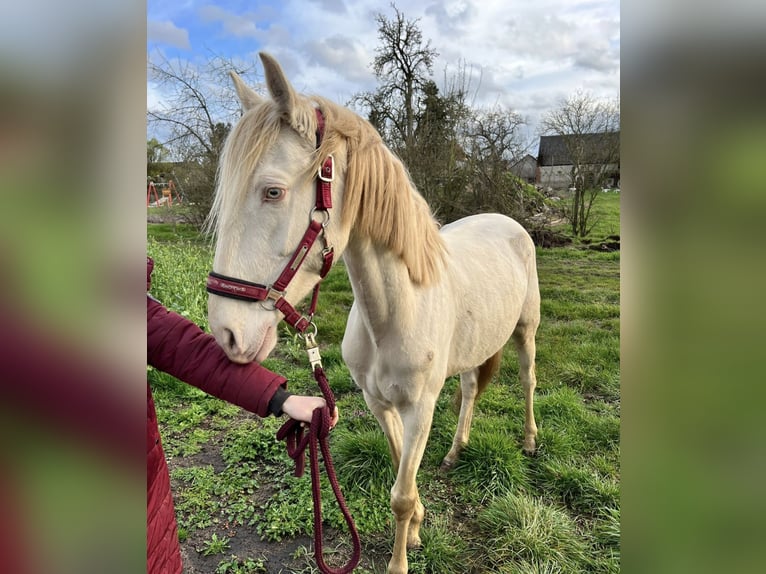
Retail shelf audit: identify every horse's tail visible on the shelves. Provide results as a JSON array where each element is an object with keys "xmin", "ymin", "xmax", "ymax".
[{"xmin": 452, "ymin": 348, "xmax": 504, "ymax": 413}]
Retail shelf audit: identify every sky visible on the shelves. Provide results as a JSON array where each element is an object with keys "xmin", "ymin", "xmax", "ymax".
[{"xmin": 147, "ymin": 0, "xmax": 620, "ymax": 149}]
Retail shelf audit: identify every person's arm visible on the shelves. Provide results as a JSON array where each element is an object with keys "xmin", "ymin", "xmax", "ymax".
[{"xmin": 147, "ymin": 295, "xmax": 287, "ymax": 418}]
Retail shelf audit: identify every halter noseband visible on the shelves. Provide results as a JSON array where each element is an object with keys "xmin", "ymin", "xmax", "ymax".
[{"xmin": 206, "ymin": 108, "xmax": 335, "ymax": 334}]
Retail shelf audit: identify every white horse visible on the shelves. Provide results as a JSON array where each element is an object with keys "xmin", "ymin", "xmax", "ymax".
[{"xmin": 207, "ymin": 53, "xmax": 540, "ymax": 574}]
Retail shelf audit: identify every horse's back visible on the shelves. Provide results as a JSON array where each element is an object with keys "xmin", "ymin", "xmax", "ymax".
[{"xmin": 440, "ymin": 213, "xmax": 536, "ymax": 274}]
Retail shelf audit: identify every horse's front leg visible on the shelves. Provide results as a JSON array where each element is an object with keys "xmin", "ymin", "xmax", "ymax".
[
  {"xmin": 387, "ymin": 393, "xmax": 437, "ymax": 574},
  {"xmin": 362, "ymin": 390, "xmax": 404, "ymax": 473}
]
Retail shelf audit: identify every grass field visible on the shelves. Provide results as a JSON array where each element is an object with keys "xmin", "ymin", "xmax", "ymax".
[
  {"xmin": 583, "ymin": 190, "xmax": 620, "ymax": 240},
  {"xmin": 147, "ymin": 202, "xmax": 620, "ymax": 573}
]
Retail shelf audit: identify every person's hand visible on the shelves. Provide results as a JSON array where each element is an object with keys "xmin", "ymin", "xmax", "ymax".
[{"xmin": 282, "ymin": 395, "xmax": 339, "ymax": 429}]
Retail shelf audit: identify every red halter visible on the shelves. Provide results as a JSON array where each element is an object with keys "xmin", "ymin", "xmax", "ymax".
[{"xmin": 206, "ymin": 109, "xmax": 335, "ymax": 333}]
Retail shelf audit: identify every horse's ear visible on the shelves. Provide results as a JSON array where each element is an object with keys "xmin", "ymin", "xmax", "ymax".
[
  {"xmin": 230, "ymin": 71, "xmax": 262, "ymax": 111},
  {"xmin": 259, "ymin": 52, "xmax": 297, "ymax": 121}
]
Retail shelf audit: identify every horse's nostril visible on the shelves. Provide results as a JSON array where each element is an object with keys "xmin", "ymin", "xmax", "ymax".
[{"xmin": 223, "ymin": 328, "xmax": 237, "ymax": 352}]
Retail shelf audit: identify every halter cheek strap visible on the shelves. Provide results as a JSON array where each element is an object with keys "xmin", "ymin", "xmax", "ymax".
[{"xmin": 206, "ymin": 108, "xmax": 335, "ymax": 334}]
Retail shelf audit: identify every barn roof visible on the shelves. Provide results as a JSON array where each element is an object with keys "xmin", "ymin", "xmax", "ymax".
[{"xmin": 537, "ymin": 132, "xmax": 620, "ymax": 166}]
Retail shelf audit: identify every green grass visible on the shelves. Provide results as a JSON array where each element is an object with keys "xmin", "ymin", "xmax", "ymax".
[
  {"xmin": 148, "ymin": 214, "xmax": 620, "ymax": 573},
  {"xmin": 475, "ymin": 492, "xmax": 590, "ymax": 571},
  {"xmin": 147, "ymin": 222, "xmax": 207, "ymax": 243},
  {"xmin": 585, "ymin": 190, "xmax": 621, "ymax": 240},
  {"xmin": 551, "ymin": 189, "xmax": 620, "ymax": 244}
]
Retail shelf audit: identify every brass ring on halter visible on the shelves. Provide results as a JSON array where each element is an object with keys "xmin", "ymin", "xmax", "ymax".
[
  {"xmin": 309, "ymin": 207, "xmax": 330, "ymax": 228},
  {"xmin": 297, "ymin": 320, "xmax": 319, "ymax": 340}
]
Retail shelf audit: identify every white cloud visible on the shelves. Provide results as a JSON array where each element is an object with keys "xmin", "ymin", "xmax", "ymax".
[
  {"xmin": 147, "ymin": 0, "xmax": 619, "ymax": 136},
  {"xmin": 199, "ymin": 5, "xmax": 259, "ymax": 37},
  {"xmin": 147, "ymin": 20, "xmax": 190, "ymax": 50},
  {"xmin": 146, "ymin": 82, "xmax": 164, "ymax": 112},
  {"xmin": 306, "ymin": 0, "xmax": 349, "ymax": 14},
  {"xmin": 302, "ymin": 36, "xmax": 373, "ymax": 84}
]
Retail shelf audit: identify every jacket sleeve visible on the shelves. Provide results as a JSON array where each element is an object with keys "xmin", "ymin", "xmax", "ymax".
[{"xmin": 147, "ymin": 295, "xmax": 287, "ymax": 418}]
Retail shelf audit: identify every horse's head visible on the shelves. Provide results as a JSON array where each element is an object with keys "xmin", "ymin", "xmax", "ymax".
[{"xmin": 206, "ymin": 53, "xmax": 351, "ymax": 363}]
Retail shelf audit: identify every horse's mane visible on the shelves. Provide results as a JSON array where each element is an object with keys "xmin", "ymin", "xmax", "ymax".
[
  {"xmin": 317, "ymin": 96, "xmax": 447, "ymax": 286},
  {"xmin": 208, "ymin": 93, "xmax": 446, "ymax": 286}
]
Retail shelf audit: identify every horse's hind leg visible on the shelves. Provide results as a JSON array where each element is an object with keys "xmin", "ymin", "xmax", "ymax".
[
  {"xmin": 512, "ymin": 324, "xmax": 538, "ymax": 454},
  {"xmin": 440, "ymin": 368, "xmax": 478, "ymax": 471},
  {"xmin": 440, "ymin": 350, "xmax": 502, "ymax": 471}
]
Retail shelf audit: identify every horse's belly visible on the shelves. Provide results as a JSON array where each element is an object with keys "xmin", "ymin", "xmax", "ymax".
[{"xmin": 441, "ymin": 217, "xmax": 534, "ymax": 375}]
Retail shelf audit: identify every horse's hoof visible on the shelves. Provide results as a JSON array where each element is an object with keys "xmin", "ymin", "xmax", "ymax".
[
  {"xmin": 407, "ymin": 536, "xmax": 422, "ymax": 550},
  {"xmin": 439, "ymin": 458, "xmax": 455, "ymax": 472}
]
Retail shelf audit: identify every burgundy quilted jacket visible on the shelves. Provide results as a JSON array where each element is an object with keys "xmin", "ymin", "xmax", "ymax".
[{"xmin": 146, "ymin": 257, "xmax": 288, "ymax": 574}]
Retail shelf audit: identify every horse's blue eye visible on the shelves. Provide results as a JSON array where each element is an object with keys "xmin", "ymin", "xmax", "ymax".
[{"xmin": 264, "ymin": 187, "xmax": 285, "ymax": 201}]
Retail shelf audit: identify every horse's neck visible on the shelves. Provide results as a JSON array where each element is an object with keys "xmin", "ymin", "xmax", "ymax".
[{"xmin": 343, "ymin": 237, "xmax": 417, "ymax": 337}]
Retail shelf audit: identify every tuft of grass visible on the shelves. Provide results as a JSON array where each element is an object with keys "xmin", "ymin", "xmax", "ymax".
[
  {"xmin": 496, "ymin": 560, "xmax": 567, "ymax": 574},
  {"xmin": 535, "ymin": 459, "xmax": 619, "ymax": 514},
  {"xmin": 341, "ymin": 484, "xmax": 392, "ymax": 535},
  {"xmin": 147, "ymin": 221, "xmax": 206, "ymax": 243},
  {"xmin": 334, "ymin": 429, "xmax": 396, "ymax": 493},
  {"xmin": 147, "ymin": 237, "xmax": 213, "ymax": 329},
  {"xmin": 475, "ymin": 492, "xmax": 589, "ymax": 571},
  {"xmin": 170, "ymin": 465, "xmax": 220, "ymax": 530},
  {"xmin": 582, "ymin": 190, "xmax": 620, "ymax": 241},
  {"xmin": 221, "ymin": 419, "xmax": 286, "ymax": 467},
  {"xmin": 256, "ymin": 475, "xmax": 315, "ymax": 541},
  {"xmin": 533, "ymin": 425, "xmax": 586, "ymax": 461},
  {"xmin": 449, "ymin": 430, "xmax": 531, "ymax": 501},
  {"xmin": 593, "ymin": 506, "xmax": 621, "ymax": 550},
  {"xmin": 407, "ymin": 516, "xmax": 469, "ymax": 574}
]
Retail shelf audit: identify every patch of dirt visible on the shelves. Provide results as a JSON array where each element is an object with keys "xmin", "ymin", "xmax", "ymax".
[
  {"xmin": 172, "ymin": 438, "xmax": 316, "ymax": 573},
  {"xmin": 528, "ymin": 228, "xmax": 573, "ymax": 248},
  {"xmin": 582, "ymin": 234, "xmax": 620, "ymax": 252},
  {"xmin": 170, "ymin": 426, "xmax": 386, "ymax": 573},
  {"xmin": 181, "ymin": 525, "xmax": 314, "ymax": 573}
]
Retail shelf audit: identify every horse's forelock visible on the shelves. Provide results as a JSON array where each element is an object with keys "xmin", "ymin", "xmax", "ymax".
[{"xmin": 208, "ymin": 98, "xmax": 319, "ymax": 236}]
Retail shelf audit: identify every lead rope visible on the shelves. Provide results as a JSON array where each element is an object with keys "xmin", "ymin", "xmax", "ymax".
[{"xmin": 275, "ymin": 333, "xmax": 361, "ymax": 574}]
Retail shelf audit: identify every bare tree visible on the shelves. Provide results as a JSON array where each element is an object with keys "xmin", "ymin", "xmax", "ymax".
[
  {"xmin": 147, "ymin": 51, "xmax": 258, "ymax": 226},
  {"xmin": 540, "ymin": 91, "xmax": 620, "ymax": 238},
  {"xmin": 409, "ymin": 79, "xmax": 472, "ymax": 221},
  {"xmin": 353, "ymin": 3, "xmax": 438, "ymax": 156},
  {"xmin": 463, "ymin": 106, "xmax": 528, "ymax": 213}
]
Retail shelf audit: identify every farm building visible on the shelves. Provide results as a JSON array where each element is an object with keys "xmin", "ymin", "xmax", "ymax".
[
  {"xmin": 536, "ymin": 132, "xmax": 620, "ymax": 191},
  {"xmin": 509, "ymin": 153, "xmax": 538, "ymax": 184}
]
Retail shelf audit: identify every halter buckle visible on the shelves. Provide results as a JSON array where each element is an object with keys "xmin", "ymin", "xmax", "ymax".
[
  {"xmin": 266, "ymin": 287, "xmax": 284, "ymax": 301},
  {"xmin": 317, "ymin": 155, "xmax": 334, "ymax": 182},
  {"xmin": 259, "ymin": 286, "xmax": 285, "ymax": 311}
]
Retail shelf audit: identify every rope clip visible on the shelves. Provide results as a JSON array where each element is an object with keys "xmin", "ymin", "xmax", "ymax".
[{"xmin": 304, "ymin": 331, "xmax": 323, "ymax": 370}]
